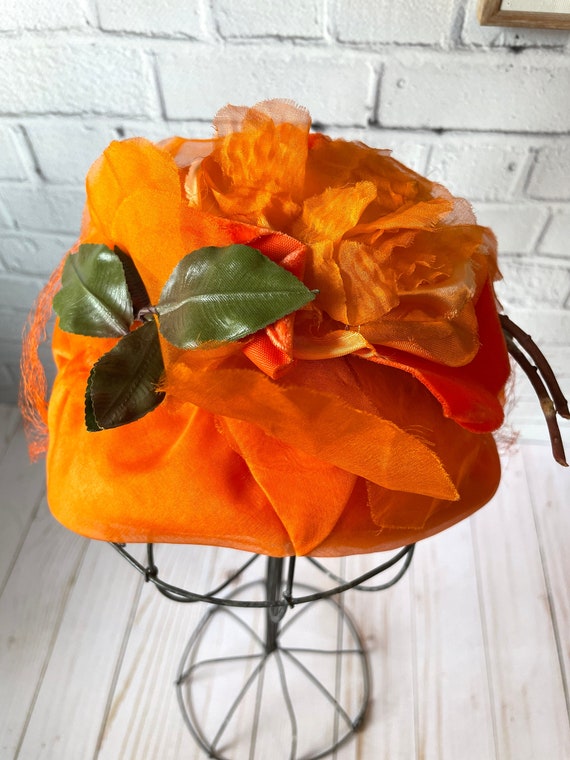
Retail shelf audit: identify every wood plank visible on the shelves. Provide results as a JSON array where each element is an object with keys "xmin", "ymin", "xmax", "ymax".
[
  {"xmin": 412, "ymin": 519, "xmax": 495, "ymax": 760},
  {"xmin": 222, "ymin": 557, "xmax": 364, "ymax": 760},
  {"xmin": 0, "ymin": 404, "xmax": 21, "ymax": 460},
  {"xmin": 17, "ymin": 540, "xmax": 142, "ymax": 760},
  {"xmin": 98, "ymin": 551, "xmax": 356, "ymax": 760},
  {"xmin": 336, "ymin": 553, "xmax": 415, "ymax": 760},
  {"xmin": 0, "ymin": 419, "xmax": 46, "ymax": 593},
  {"xmin": 472, "ymin": 448, "xmax": 570, "ymax": 760},
  {"xmin": 522, "ymin": 443, "xmax": 570, "ymax": 719},
  {"xmin": 0, "ymin": 501, "xmax": 86, "ymax": 757},
  {"xmin": 97, "ymin": 544, "xmax": 248, "ymax": 760}
]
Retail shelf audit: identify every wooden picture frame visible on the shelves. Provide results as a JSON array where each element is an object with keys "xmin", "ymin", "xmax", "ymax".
[{"xmin": 478, "ymin": 0, "xmax": 570, "ymax": 29}]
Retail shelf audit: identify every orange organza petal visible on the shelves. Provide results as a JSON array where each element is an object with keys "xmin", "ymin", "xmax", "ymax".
[
  {"xmin": 84, "ymin": 139, "xmax": 181, "ymax": 246},
  {"xmin": 181, "ymin": 207, "xmax": 272, "ymax": 251},
  {"xmin": 300, "ymin": 182, "xmax": 377, "ymax": 243},
  {"xmin": 336, "ymin": 239, "xmax": 398, "ymax": 324},
  {"xmin": 214, "ymin": 99, "xmax": 311, "ymax": 137},
  {"xmin": 349, "ymin": 197, "xmax": 454, "ymax": 239},
  {"xmin": 197, "ymin": 103, "xmax": 311, "ymax": 229},
  {"xmin": 303, "ymin": 135, "xmax": 435, "ymax": 212},
  {"xmin": 162, "ymin": 357, "xmax": 459, "ymax": 501},
  {"xmin": 362, "ymin": 299, "xmax": 481, "ymax": 368},
  {"xmin": 303, "ymin": 239, "xmax": 348, "ymax": 323},
  {"xmin": 293, "ymin": 329, "xmax": 371, "ymax": 360},
  {"xmin": 311, "ymin": 432, "xmax": 500, "ymax": 556},
  {"xmin": 217, "ymin": 416, "xmax": 357, "ymax": 555},
  {"xmin": 340, "ymin": 355, "xmax": 499, "ymax": 530},
  {"xmin": 110, "ymin": 189, "xmax": 189, "ymax": 303},
  {"xmin": 359, "ymin": 280, "xmax": 510, "ymax": 432}
]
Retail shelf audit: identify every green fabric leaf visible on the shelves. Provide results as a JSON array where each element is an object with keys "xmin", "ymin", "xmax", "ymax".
[
  {"xmin": 86, "ymin": 319, "xmax": 165, "ymax": 431},
  {"xmin": 53, "ymin": 244, "xmax": 134, "ymax": 337},
  {"xmin": 157, "ymin": 244, "xmax": 316, "ymax": 349},
  {"xmin": 84, "ymin": 372, "xmax": 99, "ymax": 433},
  {"xmin": 114, "ymin": 246, "xmax": 151, "ymax": 318}
]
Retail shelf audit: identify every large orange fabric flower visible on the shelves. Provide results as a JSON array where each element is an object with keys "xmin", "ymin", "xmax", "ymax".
[{"xmin": 24, "ymin": 100, "xmax": 510, "ymax": 557}]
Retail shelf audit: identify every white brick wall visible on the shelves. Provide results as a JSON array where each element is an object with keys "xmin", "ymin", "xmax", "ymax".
[
  {"xmin": 379, "ymin": 52, "xmax": 570, "ymax": 132},
  {"xmin": 214, "ymin": 0, "xmax": 325, "ymax": 39},
  {"xmin": 0, "ymin": 0, "xmax": 569, "ymax": 444},
  {"xmin": 0, "ymin": 42, "xmax": 158, "ymax": 117},
  {"xmin": 156, "ymin": 47, "xmax": 373, "ymax": 124},
  {"xmin": 24, "ymin": 122, "xmax": 118, "ymax": 184},
  {"xmin": 540, "ymin": 209, "xmax": 570, "ymax": 257},
  {"xmin": 0, "ymin": 0, "xmax": 95, "ymax": 31},
  {"xmin": 527, "ymin": 144, "xmax": 570, "ymax": 200},
  {"xmin": 0, "ymin": 127, "xmax": 30, "ymax": 181},
  {"xmin": 97, "ymin": 0, "xmax": 205, "ymax": 38},
  {"xmin": 0, "ymin": 186, "xmax": 85, "ymax": 234},
  {"xmin": 333, "ymin": 0, "xmax": 455, "ymax": 45}
]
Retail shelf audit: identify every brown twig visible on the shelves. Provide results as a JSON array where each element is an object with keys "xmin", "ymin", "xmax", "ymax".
[
  {"xmin": 500, "ymin": 313, "xmax": 570, "ymax": 419},
  {"xmin": 502, "ymin": 330, "xmax": 568, "ymax": 467}
]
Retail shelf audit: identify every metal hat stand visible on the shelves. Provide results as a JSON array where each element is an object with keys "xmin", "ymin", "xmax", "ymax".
[
  {"xmin": 109, "ymin": 315, "xmax": 568, "ymax": 760},
  {"xmin": 111, "ymin": 543, "xmax": 415, "ymax": 760}
]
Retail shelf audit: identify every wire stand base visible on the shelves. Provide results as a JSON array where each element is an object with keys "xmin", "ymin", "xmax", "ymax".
[{"xmin": 176, "ymin": 559, "xmax": 370, "ymax": 760}]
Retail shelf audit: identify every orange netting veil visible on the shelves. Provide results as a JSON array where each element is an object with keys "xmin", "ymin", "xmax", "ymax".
[{"xmin": 20, "ymin": 99, "xmax": 511, "ymax": 557}]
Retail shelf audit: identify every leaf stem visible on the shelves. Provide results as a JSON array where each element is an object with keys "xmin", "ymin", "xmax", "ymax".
[{"xmin": 137, "ymin": 305, "xmax": 158, "ymax": 322}]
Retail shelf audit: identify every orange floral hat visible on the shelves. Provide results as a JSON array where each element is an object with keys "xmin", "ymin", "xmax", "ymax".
[{"xmin": 21, "ymin": 100, "xmax": 511, "ymax": 557}]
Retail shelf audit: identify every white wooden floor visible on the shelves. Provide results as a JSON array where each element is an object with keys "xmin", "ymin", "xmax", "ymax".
[{"xmin": 1, "ymin": 402, "xmax": 569, "ymax": 760}]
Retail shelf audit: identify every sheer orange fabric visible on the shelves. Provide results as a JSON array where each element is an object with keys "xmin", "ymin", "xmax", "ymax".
[{"xmin": 22, "ymin": 100, "xmax": 510, "ymax": 556}]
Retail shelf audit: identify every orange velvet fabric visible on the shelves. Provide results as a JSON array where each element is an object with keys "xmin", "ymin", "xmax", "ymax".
[{"xmin": 28, "ymin": 100, "xmax": 510, "ymax": 556}]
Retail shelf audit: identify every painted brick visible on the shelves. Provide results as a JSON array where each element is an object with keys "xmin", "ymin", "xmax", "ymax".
[
  {"xmin": 0, "ymin": 273, "xmax": 45, "ymax": 310},
  {"xmin": 157, "ymin": 48, "xmax": 372, "ymax": 126},
  {"xmin": 526, "ymin": 346, "xmax": 570, "ymax": 379},
  {"xmin": 0, "ymin": 0, "xmax": 94, "ymax": 30},
  {"xmin": 97, "ymin": 0, "xmax": 204, "ymax": 37},
  {"xmin": 0, "ymin": 127, "xmax": 30, "ymax": 182},
  {"xmin": 214, "ymin": 0, "xmax": 324, "ymax": 39},
  {"xmin": 118, "ymin": 123, "xmax": 173, "ymax": 143},
  {"xmin": 462, "ymin": 0, "xmax": 569, "ymax": 48},
  {"xmin": 504, "ymin": 307, "xmax": 570, "ymax": 347},
  {"xmin": 495, "ymin": 257, "xmax": 570, "ymax": 309},
  {"xmin": 25, "ymin": 122, "xmax": 116, "ymax": 185},
  {"xmin": 540, "ymin": 208, "xmax": 570, "ymax": 257},
  {"xmin": 379, "ymin": 53, "xmax": 570, "ymax": 132},
  {"xmin": 527, "ymin": 143, "xmax": 570, "ymax": 200},
  {"xmin": 118, "ymin": 121, "xmax": 214, "ymax": 142},
  {"xmin": 334, "ymin": 0, "xmax": 454, "ymax": 45},
  {"xmin": 0, "ymin": 200, "xmax": 14, "ymax": 229},
  {"xmin": 325, "ymin": 127, "xmax": 430, "ymax": 174},
  {"xmin": 0, "ymin": 233, "xmax": 73, "ymax": 276},
  {"xmin": 0, "ymin": 186, "xmax": 85, "ymax": 235},
  {"xmin": 0, "ymin": 43, "xmax": 157, "ymax": 118},
  {"xmin": 471, "ymin": 203, "xmax": 549, "ymax": 253},
  {"xmin": 427, "ymin": 139, "xmax": 528, "ymax": 201},
  {"xmin": 512, "ymin": 348, "xmax": 570, "ymax": 405}
]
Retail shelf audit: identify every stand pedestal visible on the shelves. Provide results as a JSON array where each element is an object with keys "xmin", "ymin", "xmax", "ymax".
[
  {"xmin": 112, "ymin": 544, "xmax": 415, "ymax": 760},
  {"xmin": 176, "ymin": 557, "xmax": 369, "ymax": 760}
]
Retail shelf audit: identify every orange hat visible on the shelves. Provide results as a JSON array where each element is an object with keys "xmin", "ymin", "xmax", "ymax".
[{"xmin": 21, "ymin": 100, "xmax": 510, "ymax": 557}]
